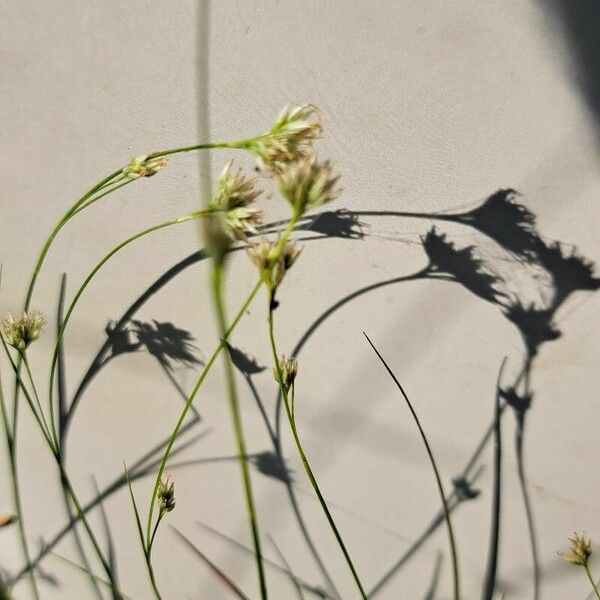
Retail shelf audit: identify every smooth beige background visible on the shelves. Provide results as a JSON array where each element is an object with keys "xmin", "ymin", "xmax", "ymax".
[{"xmin": 1, "ymin": 1, "xmax": 599, "ymax": 599}]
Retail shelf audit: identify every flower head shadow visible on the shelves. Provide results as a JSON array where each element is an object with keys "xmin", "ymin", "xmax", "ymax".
[
  {"xmin": 453, "ymin": 189, "xmax": 540, "ymax": 258},
  {"xmin": 421, "ymin": 227, "xmax": 507, "ymax": 305},
  {"xmin": 131, "ymin": 319, "xmax": 203, "ymax": 371},
  {"xmin": 249, "ymin": 450, "xmax": 295, "ymax": 484},
  {"xmin": 303, "ymin": 209, "xmax": 366, "ymax": 240},
  {"xmin": 226, "ymin": 343, "xmax": 266, "ymax": 376},
  {"xmin": 533, "ymin": 240, "xmax": 600, "ymax": 309},
  {"xmin": 502, "ymin": 301, "xmax": 561, "ymax": 356}
]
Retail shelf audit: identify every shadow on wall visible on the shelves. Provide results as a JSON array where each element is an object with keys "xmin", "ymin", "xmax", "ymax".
[
  {"xmin": 541, "ymin": 0, "xmax": 600, "ymax": 144},
  {"xmin": 13, "ymin": 189, "xmax": 600, "ymax": 598}
]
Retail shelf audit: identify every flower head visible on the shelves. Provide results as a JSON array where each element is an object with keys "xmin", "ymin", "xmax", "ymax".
[
  {"xmin": 2, "ymin": 311, "xmax": 45, "ymax": 351},
  {"xmin": 274, "ymin": 354, "xmax": 298, "ymax": 393},
  {"xmin": 560, "ymin": 532, "xmax": 592, "ymax": 566},
  {"xmin": 204, "ymin": 161, "xmax": 263, "ymax": 258},
  {"xmin": 276, "ymin": 156, "xmax": 341, "ymax": 216},
  {"xmin": 246, "ymin": 238, "xmax": 302, "ymax": 291},
  {"xmin": 249, "ymin": 104, "xmax": 321, "ymax": 173},
  {"xmin": 123, "ymin": 155, "xmax": 168, "ymax": 179},
  {"xmin": 157, "ymin": 476, "xmax": 175, "ymax": 514}
]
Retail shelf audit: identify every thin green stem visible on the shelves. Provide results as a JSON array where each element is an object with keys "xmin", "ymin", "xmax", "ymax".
[
  {"xmin": 0, "ymin": 375, "xmax": 39, "ymax": 600},
  {"xmin": 585, "ymin": 564, "xmax": 600, "ymax": 600},
  {"xmin": 145, "ymin": 512, "xmax": 165, "ymax": 600},
  {"xmin": 59, "ymin": 471, "xmax": 121, "ymax": 597},
  {"xmin": 0, "ymin": 336, "xmax": 120, "ymax": 597},
  {"xmin": 47, "ymin": 210, "xmax": 209, "ymax": 446},
  {"xmin": 1, "ymin": 341, "xmax": 56, "ymax": 453},
  {"xmin": 148, "ymin": 512, "xmax": 164, "ymax": 557},
  {"xmin": 268, "ymin": 312, "xmax": 367, "ymax": 600},
  {"xmin": 72, "ymin": 177, "xmax": 132, "ymax": 217},
  {"xmin": 22, "ymin": 354, "xmax": 54, "ymax": 448},
  {"xmin": 145, "ymin": 278, "xmax": 263, "ymax": 543},
  {"xmin": 363, "ymin": 333, "xmax": 460, "ymax": 600},
  {"xmin": 126, "ymin": 469, "xmax": 162, "ymax": 600},
  {"xmin": 23, "ymin": 169, "xmax": 123, "ymax": 312},
  {"xmin": 211, "ymin": 261, "xmax": 268, "ymax": 600}
]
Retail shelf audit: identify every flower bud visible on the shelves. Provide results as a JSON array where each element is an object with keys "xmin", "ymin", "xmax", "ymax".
[
  {"xmin": 123, "ymin": 155, "xmax": 168, "ymax": 179},
  {"xmin": 248, "ymin": 104, "xmax": 321, "ymax": 173},
  {"xmin": 274, "ymin": 355, "xmax": 298, "ymax": 393},
  {"xmin": 276, "ymin": 156, "xmax": 340, "ymax": 216},
  {"xmin": 246, "ymin": 239, "xmax": 302, "ymax": 292},
  {"xmin": 560, "ymin": 532, "xmax": 592, "ymax": 566},
  {"xmin": 157, "ymin": 476, "xmax": 175, "ymax": 514},
  {"xmin": 204, "ymin": 161, "xmax": 263, "ymax": 259}
]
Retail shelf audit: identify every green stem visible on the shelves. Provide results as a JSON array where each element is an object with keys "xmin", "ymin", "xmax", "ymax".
[
  {"xmin": 21, "ymin": 354, "xmax": 53, "ymax": 448},
  {"xmin": 47, "ymin": 210, "xmax": 209, "ymax": 446},
  {"xmin": 59, "ymin": 471, "xmax": 120, "ymax": 595},
  {"xmin": 268, "ymin": 312, "xmax": 367, "ymax": 600},
  {"xmin": 23, "ymin": 169, "xmax": 123, "ymax": 312},
  {"xmin": 1, "ymin": 343, "xmax": 56, "ymax": 453},
  {"xmin": 148, "ymin": 512, "xmax": 164, "ymax": 557},
  {"xmin": 363, "ymin": 333, "xmax": 460, "ymax": 600},
  {"xmin": 143, "ymin": 512, "xmax": 165, "ymax": 600},
  {"xmin": 71, "ymin": 177, "xmax": 132, "ymax": 217},
  {"xmin": 145, "ymin": 278, "xmax": 263, "ymax": 543},
  {"xmin": 0, "ymin": 372, "xmax": 39, "ymax": 600},
  {"xmin": 585, "ymin": 564, "xmax": 600, "ymax": 600},
  {"xmin": 211, "ymin": 262, "xmax": 268, "ymax": 600},
  {"xmin": 0, "ymin": 337, "xmax": 120, "ymax": 597}
]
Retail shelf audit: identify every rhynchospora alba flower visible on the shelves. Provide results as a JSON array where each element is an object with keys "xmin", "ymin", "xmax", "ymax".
[
  {"xmin": 123, "ymin": 155, "xmax": 168, "ymax": 179},
  {"xmin": 157, "ymin": 476, "xmax": 175, "ymax": 514},
  {"xmin": 276, "ymin": 156, "xmax": 341, "ymax": 216},
  {"xmin": 560, "ymin": 532, "xmax": 592, "ymax": 566},
  {"xmin": 274, "ymin": 355, "xmax": 298, "ymax": 393},
  {"xmin": 204, "ymin": 161, "xmax": 263, "ymax": 258},
  {"xmin": 2, "ymin": 311, "xmax": 45, "ymax": 351},
  {"xmin": 247, "ymin": 238, "xmax": 302, "ymax": 292},
  {"xmin": 248, "ymin": 104, "xmax": 321, "ymax": 173}
]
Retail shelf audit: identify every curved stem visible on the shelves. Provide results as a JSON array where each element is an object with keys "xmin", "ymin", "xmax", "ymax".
[
  {"xmin": 0, "ymin": 335, "xmax": 120, "ymax": 596},
  {"xmin": 363, "ymin": 333, "xmax": 460, "ymax": 600},
  {"xmin": 269, "ymin": 311, "xmax": 367, "ymax": 599},
  {"xmin": 212, "ymin": 262, "xmax": 268, "ymax": 599},
  {"xmin": 23, "ymin": 169, "xmax": 123, "ymax": 312},
  {"xmin": 47, "ymin": 210, "xmax": 208, "ymax": 446}
]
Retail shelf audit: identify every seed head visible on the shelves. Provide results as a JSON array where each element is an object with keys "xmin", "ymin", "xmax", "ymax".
[
  {"xmin": 204, "ymin": 161, "xmax": 263, "ymax": 259},
  {"xmin": 249, "ymin": 104, "xmax": 321, "ymax": 173},
  {"xmin": 274, "ymin": 355, "xmax": 298, "ymax": 392},
  {"xmin": 157, "ymin": 476, "xmax": 175, "ymax": 514},
  {"xmin": 246, "ymin": 239, "xmax": 302, "ymax": 290},
  {"xmin": 560, "ymin": 532, "xmax": 592, "ymax": 566},
  {"xmin": 276, "ymin": 156, "xmax": 341, "ymax": 216},
  {"xmin": 2, "ymin": 311, "xmax": 45, "ymax": 351},
  {"xmin": 123, "ymin": 155, "xmax": 168, "ymax": 179}
]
